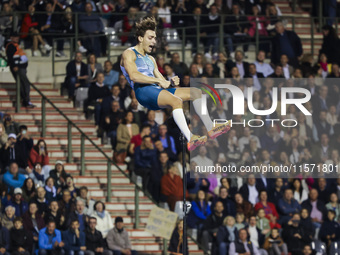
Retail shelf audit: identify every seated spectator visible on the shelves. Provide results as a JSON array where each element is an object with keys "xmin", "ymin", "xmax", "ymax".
[
  {"xmin": 116, "ymin": 111, "xmax": 139, "ymax": 153},
  {"xmin": 143, "ymin": 110, "xmax": 158, "ymax": 139},
  {"xmin": 85, "ymin": 72, "xmax": 110, "ymax": 126},
  {"xmin": 268, "ymin": 178, "xmax": 284, "ymax": 206},
  {"xmin": 1, "ymin": 205, "xmax": 15, "ymax": 230},
  {"xmin": 217, "ymin": 216, "xmax": 238, "ymax": 255},
  {"xmin": 260, "ymin": 127, "xmax": 282, "ymax": 157},
  {"xmin": 107, "ymin": 217, "xmax": 137, "ymax": 255},
  {"xmin": 213, "ymin": 187, "xmax": 236, "ymax": 217},
  {"xmin": 154, "ymin": 124, "xmax": 177, "ymax": 155},
  {"xmin": 291, "ymin": 178, "xmax": 309, "ymax": 204},
  {"xmin": 0, "ymin": 220, "xmax": 9, "ymax": 255},
  {"xmin": 246, "ymin": 216, "xmax": 267, "ymax": 255},
  {"xmin": 263, "ymin": 228, "xmax": 288, "ymax": 255},
  {"xmin": 312, "ymin": 110, "xmax": 334, "ymax": 143},
  {"xmin": 315, "ymin": 177, "xmax": 334, "ymax": 204},
  {"xmin": 64, "ymin": 52, "xmax": 89, "ymax": 101},
  {"xmin": 29, "ymin": 163, "xmax": 47, "ymax": 187},
  {"xmin": 254, "ymin": 190, "xmax": 280, "ymax": 228},
  {"xmin": 129, "ymin": 124, "xmax": 151, "ymax": 155},
  {"xmin": 229, "ymin": 228, "xmax": 261, "ymax": 255},
  {"xmin": 168, "ymin": 220, "xmax": 186, "ymax": 255},
  {"xmin": 77, "ymin": 186, "xmax": 95, "ymax": 216},
  {"xmin": 101, "ymin": 85, "xmax": 125, "ymax": 118},
  {"xmin": 319, "ymin": 210, "xmax": 340, "ymax": 248},
  {"xmin": 300, "ymin": 208, "xmax": 316, "ymax": 241},
  {"xmin": 234, "ymin": 192, "xmax": 254, "ymax": 220},
  {"xmin": 91, "ymin": 201, "xmax": 113, "ymax": 239},
  {"xmin": 201, "ymin": 201, "xmax": 224, "ymax": 253},
  {"xmin": 254, "ymin": 51, "xmax": 274, "ymax": 77},
  {"xmin": 170, "ymin": 53, "xmax": 189, "ymax": 79},
  {"xmin": 187, "ymin": 190, "xmax": 211, "ymax": 230},
  {"xmin": 33, "ymin": 187, "xmax": 49, "ymax": 216},
  {"xmin": 58, "ymin": 190, "xmax": 76, "ymax": 219},
  {"xmin": 66, "ymin": 200, "xmax": 88, "ymax": 232},
  {"xmin": 79, "ymin": 3, "xmax": 105, "ymax": 57},
  {"xmin": 22, "ymin": 202, "xmax": 45, "ymax": 243},
  {"xmin": 28, "ymin": 139, "xmax": 51, "ymax": 175},
  {"xmin": 282, "ymin": 213, "xmax": 312, "ymax": 255},
  {"xmin": 85, "ymin": 217, "xmax": 112, "ymax": 255},
  {"xmin": 87, "ymin": 54, "xmax": 103, "ymax": 84},
  {"xmin": 49, "ymin": 161, "xmax": 67, "ymax": 193},
  {"xmin": 256, "ymin": 209, "xmax": 271, "ymax": 237},
  {"xmin": 64, "ymin": 175, "xmax": 79, "ymax": 199},
  {"xmin": 63, "ymin": 219, "xmax": 86, "ymax": 255},
  {"xmin": 127, "ymin": 98, "xmax": 145, "ymax": 127},
  {"xmin": 235, "ymin": 213, "xmax": 246, "ymax": 230},
  {"xmin": 326, "ymin": 193, "xmax": 340, "ymax": 222},
  {"xmin": 9, "ymin": 217, "xmax": 32, "ymax": 255},
  {"xmin": 160, "ymin": 164, "xmax": 187, "ymax": 211},
  {"xmin": 239, "ymin": 174, "xmax": 261, "ymax": 206},
  {"xmin": 277, "ymin": 189, "xmax": 301, "ymax": 226},
  {"xmin": 301, "ymin": 188, "xmax": 327, "ymax": 230},
  {"xmin": 38, "ymin": 220, "xmax": 64, "ymax": 255},
  {"xmin": 238, "ymin": 127, "xmax": 261, "ymax": 153},
  {"xmin": 8, "ymin": 188, "xmax": 28, "ymax": 217},
  {"xmin": 102, "ymin": 61, "xmax": 119, "ymax": 90},
  {"xmin": 44, "ymin": 201, "xmax": 65, "ymax": 230},
  {"xmin": 0, "ymin": 135, "xmax": 31, "ymax": 174},
  {"xmin": 22, "ymin": 177, "xmax": 36, "ymax": 202},
  {"xmin": 45, "ymin": 177, "xmax": 57, "ymax": 202}
]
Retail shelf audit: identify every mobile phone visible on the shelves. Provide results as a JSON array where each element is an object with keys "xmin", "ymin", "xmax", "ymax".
[
  {"xmin": 40, "ymin": 146, "xmax": 44, "ymax": 151},
  {"xmin": 22, "ymin": 130, "xmax": 27, "ymax": 135}
]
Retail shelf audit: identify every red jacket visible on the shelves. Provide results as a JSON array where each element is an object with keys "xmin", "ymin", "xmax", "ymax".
[
  {"xmin": 254, "ymin": 201, "xmax": 280, "ymax": 220},
  {"xmin": 161, "ymin": 173, "xmax": 188, "ymax": 198},
  {"xmin": 20, "ymin": 14, "xmax": 38, "ymax": 39},
  {"xmin": 28, "ymin": 148, "xmax": 49, "ymax": 168}
]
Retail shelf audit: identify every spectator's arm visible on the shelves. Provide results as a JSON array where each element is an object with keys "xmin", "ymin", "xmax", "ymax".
[
  {"xmin": 106, "ymin": 231, "xmax": 123, "ymax": 251},
  {"xmin": 28, "ymin": 148, "xmax": 37, "ymax": 169},
  {"xmin": 39, "ymin": 231, "xmax": 53, "ymax": 250},
  {"xmin": 191, "ymin": 202, "xmax": 208, "ymax": 220},
  {"xmin": 3, "ymin": 172, "xmax": 26, "ymax": 188},
  {"xmin": 228, "ymin": 242, "xmax": 239, "ymax": 255}
]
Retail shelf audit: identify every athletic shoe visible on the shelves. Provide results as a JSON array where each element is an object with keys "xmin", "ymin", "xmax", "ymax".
[
  {"xmin": 26, "ymin": 102, "xmax": 36, "ymax": 108},
  {"xmin": 56, "ymin": 51, "xmax": 66, "ymax": 57},
  {"xmin": 78, "ymin": 46, "xmax": 87, "ymax": 53},
  {"xmin": 187, "ymin": 135, "xmax": 207, "ymax": 151},
  {"xmin": 208, "ymin": 120, "xmax": 231, "ymax": 139},
  {"xmin": 44, "ymin": 44, "xmax": 52, "ymax": 51},
  {"xmin": 32, "ymin": 50, "xmax": 39, "ymax": 57}
]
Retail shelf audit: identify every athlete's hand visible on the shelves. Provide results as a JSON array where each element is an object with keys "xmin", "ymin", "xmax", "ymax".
[
  {"xmin": 159, "ymin": 80, "xmax": 171, "ymax": 89},
  {"xmin": 171, "ymin": 76, "xmax": 180, "ymax": 86}
]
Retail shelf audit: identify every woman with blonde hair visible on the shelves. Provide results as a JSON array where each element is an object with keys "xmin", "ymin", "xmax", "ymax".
[{"xmin": 217, "ymin": 216, "xmax": 238, "ymax": 255}]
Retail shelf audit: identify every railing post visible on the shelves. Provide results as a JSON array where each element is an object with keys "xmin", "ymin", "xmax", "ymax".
[
  {"xmin": 16, "ymin": 73, "xmax": 20, "ymax": 113},
  {"xmin": 75, "ymin": 13, "xmax": 79, "ymax": 51},
  {"xmin": 41, "ymin": 98, "xmax": 46, "ymax": 137},
  {"xmin": 336, "ymin": 18, "xmax": 338, "ymax": 35},
  {"xmin": 107, "ymin": 161, "xmax": 112, "ymax": 202},
  {"xmin": 134, "ymin": 185, "xmax": 139, "ymax": 229},
  {"xmin": 311, "ymin": 17, "xmax": 314, "ymax": 57},
  {"xmin": 67, "ymin": 122, "xmax": 72, "ymax": 163},
  {"xmin": 318, "ymin": 0, "xmax": 323, "ymax": 31},
  {"xmin": 70, "ymin": 37, "xmax": 74, "ymax": 60},
  {"xmin": 52, "ymin": 39, "xmax": 55, "ymax": 76},
  {"xmin": 181, "ymin": 28, "xmax": 186, "ymax": 64},
  {"xmin": 80, "ymin": 134, "xmax": 85, "ymax": 176},
  {"xmin": 162, "ymin": 238, "xmax": 167, "ymax": 255},
  {"xmin": 292, "ymin": 0, "xmax": 296, "ymax": 12},
  {"xmin": 196, "ymin": 17, "xmax": 200, "ymax": 53},
  {"xmin": 107, "ymin": 34, "xmax": 111, "ymax": 61},
  {"xmin": 255, "ymin": 18, "xmax": 259, "ymax": 55}
]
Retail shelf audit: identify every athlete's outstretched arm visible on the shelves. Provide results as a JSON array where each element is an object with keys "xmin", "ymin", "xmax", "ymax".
[{"xmin": 122, "ymin": 50, "xmax": 169, "ymax": 88}]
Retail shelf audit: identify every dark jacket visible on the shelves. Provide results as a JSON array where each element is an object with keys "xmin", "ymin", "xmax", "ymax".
[
  {"xmin": 216, "ymin": 226, "xmax": 238, "ymax": 245},
  {"xmin": 22, "ymin": 212, "xmax": 45, "ymax": 237},
  {"xmin": 168, "ymin": 227, "xmax": 188, "ymax": 254},
  {"xmin": 187, "ymin": 200, "xmax": 211, "ymax": 229},
  {"xmin": 85, "ymin": 227, "xmax": 106, "ymax": 251},
  {"xmin": 212, "ymin": 197, "xmax": 236, "ymax": 217},
  {"xmin": 0, "ymin": 143, "xmax": 31, "ymax": 169},
  {"xmin": 0, "ymin": 225, "xmax": 9, "ymax": 250},
  {"xmin": 7, "ymin": 199, "xmax": 28, "ymax": 217},
  {"xmin": 44, "ymin": 210, "xmax": 65, "ymax": 230},
  {"xmin": 224, "ymin": 15, "xmax": 250, "ymax": 34},
  {"xmin": 10, "ymin": 227, "xmax": 33, "ymax": 252},
  {"xmin": 65, "ymin": 60, "xmax": 88, "ymax": 87},
  {"xmin": 202, "ymin": 213, "xmax": 224, "ymax": 232},
  {"xmin": 134, "ymin": 146, "xmax": 157, "ymax": 169},
  {"xmin": 318, "ymin": 219, "xmax": 340, "ymax": 243},
  {"xmin": 282, "ymin": 224, "xmax": 312, "ymax": 252},
  {"xmin": 319, "ymin": 34, "xmax": 340, "ymax": 65},
  {"xmin": 63, "ymin": 229, "xmax": 86, "ymax": 251},
  {"xmin": 87, "ymin": 83, "xmax": 110, "ymax": 104},
  {"xmin": 301, "ymin": 199, "xmax": 328, "ymax": 221},
  {"xmin": 66, "ymin": 211, "xmax": 88, "ymax": 231},
  {"xmin": 300, "ymin": 217, "xmax": 315, "ymax": 240}
]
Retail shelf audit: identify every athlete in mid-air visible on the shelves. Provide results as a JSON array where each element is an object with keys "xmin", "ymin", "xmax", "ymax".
[{"xmin": 120, "ymin": 17, "xmax": 230, "ymax": 151}]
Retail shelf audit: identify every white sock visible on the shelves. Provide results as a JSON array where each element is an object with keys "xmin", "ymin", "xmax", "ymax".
[
  {"xmin": 193, "ymin": 98, "xmax": 214, "ymax": 131},
  {"xmin": 172, "ymin": 108, "xmax": 192, "ymax": 141}
]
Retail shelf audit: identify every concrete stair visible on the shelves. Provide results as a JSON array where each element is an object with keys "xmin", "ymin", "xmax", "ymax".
[{"xmin": 0, "ymin": 82, "xmax": 202, "ymax": 254}]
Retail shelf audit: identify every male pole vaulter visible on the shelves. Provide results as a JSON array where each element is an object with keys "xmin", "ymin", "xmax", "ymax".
[{"xmin": 120, "ymin": 17, "xmax": 230, "ymax": 151}]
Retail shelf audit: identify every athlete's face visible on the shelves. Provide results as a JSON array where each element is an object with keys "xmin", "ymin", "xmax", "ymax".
[{"xmin": 140, "ymin": 30, "xmax": 157, "ymax": 54}]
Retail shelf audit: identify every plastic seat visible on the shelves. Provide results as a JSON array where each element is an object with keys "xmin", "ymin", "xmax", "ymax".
[
  {"xmin": 174, "ymin": 201, "xmax": 191, "ymax": 220},
  {"xmin": 74, "ymin": 87, "xmax": 89, "ymax": 108}
]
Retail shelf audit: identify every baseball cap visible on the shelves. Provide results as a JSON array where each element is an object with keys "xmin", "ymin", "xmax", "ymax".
[
  {"xmin": 14, "ymin": 187, "xmax": 22, "ymax": 194},
  {"xmin": 8, "ymin": 133, "xmax": 17, "ymax": 139}
]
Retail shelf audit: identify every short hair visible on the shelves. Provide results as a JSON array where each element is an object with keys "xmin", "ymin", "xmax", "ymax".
[
  {"xmin": 47, "ymin": 219, "xmax": 56, "ymax": 225},
  {"xmin": 13, "ymin": 217, "xmax": 23, "ymax": 224},
  {"xmin": 93, "ymin": 201, "xmax": 106, "ymax": 211},
  {"xmin": 19, "ymin": 125, "xmax": 27, "ymax": 131},
  {"xmin": 143, "ymin": 135, "xmax": 151, "ymax": 141},
  {"xmin": 163, "ymin": 63, "xmax": 172, "ymax": 70},
  {"xmin": 135, "ymin": 17, "xmax": 157, "ymax": 42},
  {"xmin": 89, "ymin": 217, "xmax": 97, "ymax": 222},
  {"xmin": 79, "ymin": 186, "xmax": 88, "ymax": 192},
  {"xmin": 71, "ymin": 219, "xmax": 79, "ymax": 224},
  {"xmin": 141, "ymin": 124, "xmax": 151, "ymax": 131},
  {"xmin": 5, "ymin": 205, "xmax": 15, "ymax": 212}
]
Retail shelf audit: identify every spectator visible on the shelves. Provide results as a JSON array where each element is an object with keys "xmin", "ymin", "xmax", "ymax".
[
  {"xmin": 233, "ymin": 50, "xmax": 249, "ymax": 79},
  {"xmin": 0, "ymin": 221, "xmax": 9, "ymax": 255},
  {"xmin": 263, "ymin": 228, "xmax": 288, "ymax": 255},
  {"xmin": 22, "ymin": 202, "xmax": 45, "ymax": 243},
  {"xmin": 121, "ymin": 7, "xmax": 138, "ymax": 45},
  {"xmin": 44, "ymin": 201, "xmax": 65, "ymax": 230},
  {"xmin": 234, "ymin": 192, "xmax": 254, "ymax": 220},
  {"xmin": 2, "ymin": 114, "xmax": 19, "ymax": 134},
  {"xmin": 9, "ymin": 217, "xmax": 32, "ymax": 255},
  {"xmin": 107, "ymin": 217, "xmax": 137, "ymax": 255},
  {"xmin": 271, "ymin": 21, "xmax": 303, "ymax": 67},
  {"xmin": 38, "ymin": 220, "xmax": 64, "ymax": 255},
  {"xmin": 311, "ymin": 86, "xmax": 330, "ymax": 117},
  {"xmin": 67, "ymin": 200, "xmax": 88, "ymax": 232},
  {"xmin": 101, "ymin": 85, "xmax": 125, "ymax": 119},
  {"xmin": 280, "ymin": 55, "xmax": 293, "ymax": 79},
  {"xmin": 102, "ymin": 101, "xmax": 124, "ymax": 149},
  {"xmin": 0, "ymin": 135, "xmax": 32, "ymax": 173},
  {"xmin": 33, "ymin": 186, "xmax": 49, "ymax": 216},
  {"xmin": 312, "ymin": 133, "xmax": 332, "ymax": 163},
  {"xmin": 246, "ymin": 216, "xmax": 267, "ymax": 255},
  {"xmin": 301, "ymin": 189, "xmax": 327, "ymax": 229},
  {"xmin": 21, "ymin": 177, "xmax": 36, "ymax": 202},
  {"xmin": 103, "ymin": 61, "xmax": 119, "ymax": 90},
  {"xmin": 239, "ymin": 174, "xmax": 261, "ymax": 206},
  {"xmin": 77, "ymin": 186, "xmax": 95, "ymax": 217},
  {"xmin": 45, "ymin": 177, "xmax": 57, "ymax": 202},
  {"xmin": 212, "ymin": 187, "xmax": 236, "ymax": 217},
  {"xmin": 291, "ymin": 179, "xmax": 309, "ymax": 204},
  {"xmin": 49, "ymin": 161, "xmax": 67, "ymax": 193},
  {"xmin": 217, "ymin": 216, "xmax": 238, "ymax": 255},
  {"xmin": 168, "ymin": 220, "xmax": 187, "ymax": 255},
  {"xmin": 318, "ymin": 210, "xmax": 340, "ymax": 248},
  {"xmin": 238, "ymin": 126, "xmax": 261, "ymax": 153},
  {"xmin": 277, "ymin": 189, "xmax": 301, "ymax": 226},
  {"xmin": 254, "ymin": 51, "xmax": 274, "ymax": 77},
  {"xmin": 79, "ymin": 3, "xmax": 105, "ymax": 57},
  {"xmin": 64, "ymin": 175, "xmax": 79, "ymax": 199},
  {"xmin": 0, "ymin": 2, "xmax": 12, "ymax": 39},
  {"xmin": 129, "ymin": 124, "xmax": 151, "ymax": 154},
  {"xmin": 170, "ymin": 53, "xmax": 189, "ymax": 79},
  {"xmin": 319, "ymin": 25, "xmax": 340, "ymax": 65},
  {"xmin": 91, "ymin": 201, "xmax": 113, "ymax": 239},
  {"xmin": 300, "ymin": 208, "xmax": 316, "ymax": 241},
  {"xmin": 143, "ymin": 110, "xmax": 158, "ymax": 139},
  {"xmin": 247, "ymin": 64, "xmax": 264, "ymax": 91},
  {"xmin": 260, "ymin": 127, "xmax": 282, "ymax": 156},
  {"xmin": 63, "ymin": 219, "xmax": 86, "ymax": 255},
  {"xmin": 85, "ymin": 72, "xmax": 110, "ymax": 126},
  {"xmin": 115, "ymin": 111, "xmax": 139, "ymax": 153},
  {"xmin": 154, "ymin": 124, "xmax": 177, "ymax": 155},
  {"xmin": 282, "ymin": 213, "xmax": 312, "ymax": 255},
  {"xmin": 201, "ymin": 201, "xmax": 224, "ymax": 253},
  {"xmin": 202, "ymin": 4, "xmax": 220, "ymax": 59},
  {"xmin": 163, "ymin": 64, "xmax": 176, "ymax": 81},
  {"xmin": 187, "ymin": 190, "xmax": 211, "ymax": 230},
  {"xmin": 156, "ymin": 0, "xmax": 171, "ymax": 27},
  {"xmin": 248, "ymin": 5, "xmax": 269, "ymax": 52},
  {"xmin": 85, "ymin": 217, "xmax": 112, "ymax": 255},
  {"xmin": 326, "ymin": 193, "xmax": 340, "ymax": 222},
  {"xmin": 229, "ymin": 228, "xmax": 262, "ymax": 255},
  {"xmin": 312, "ymin": 111, "xmax": 333, "ymax": 143},
  {"xmin": 28, "ymin": 139, "xmax": 50, "ymax": 175},
  {"xmin": 58, "ymin": 190, "xmax": 76, "ymax": 220},
  {"xmin": 256, "ymin": 209, "xmax": 271, "ymax": 237},
  {"xmin": 0, "ymin": 123, "xmax": 7, "ymax": 151},
  {"xmin": 64, "ymin": 52, "xmax": 89, "ymax": 101},
  {"xmin": 7, "ymin": 188, "xmax": 28, "ymax": 217},
  {"xmin": 1, "ymin": 206, "xmax": 15, "ymax": 230},
  {"xmin": 254, "ymin": 190, "xmax": 280, "ymax": 228},
  {"xmin": 87, "ymin": 54, "xmax": 103, "ymax": 84},
  {"xmin": 16, "ymin": 125, "xmax": 34, "ymax": 169}
]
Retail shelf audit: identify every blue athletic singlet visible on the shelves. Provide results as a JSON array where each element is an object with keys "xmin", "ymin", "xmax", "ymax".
[{"xmin": 120, "ymin": 47, "xmax": 176, "ymax": 110}]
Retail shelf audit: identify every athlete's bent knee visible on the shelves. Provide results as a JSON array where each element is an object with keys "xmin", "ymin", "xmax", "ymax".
[
  {"xmin": 191, "ymin": 87, "xmax": 202, "ymax": 100},
  {"xmin": 171, "ymin": 97, "xmax": 183, "ymax": 109}
]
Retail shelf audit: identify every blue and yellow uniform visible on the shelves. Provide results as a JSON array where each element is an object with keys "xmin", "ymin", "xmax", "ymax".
[{"xmin": 121, "ymin": 47, "xmax": 176, "ymax": 110}]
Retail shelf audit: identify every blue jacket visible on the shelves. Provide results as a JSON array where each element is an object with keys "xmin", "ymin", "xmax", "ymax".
[
  {"xmin": 0, "ymin": 225, "xmax": 10, "ymax": 250},
  {"xmin": 216, "ymin": 225, "xmax": 238, "ymax": 245},
  {"xmin": 134, "ymin": 146, "xmax": 157, "ymax": 169},
  {"xmin": 187, "ymin": 200, "xmax": 211, "ymax": 228},
  {"xmin": 63, "ymin": 229, "xmax": 85, "ymax": 251},
  {"xmin": 277, "ymin": 198, "xmax": 301, "ymax": 216},
  {"xmin": 3, "ymin": 171, "xmax": 26, "ymax": 189},
  {"xmin": 7, "ymin": 199, "xmax": 28, "ymax": 217},
  {"xmin": 79, "ymin": 14, "xmax": 104, "ymax": 34},
  {"xmin": 38, "ymin": 227, "xmax": 62, "ymax": 250}
]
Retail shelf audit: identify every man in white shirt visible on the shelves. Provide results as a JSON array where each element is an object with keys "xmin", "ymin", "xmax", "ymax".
[
  {"xmin": 254, "ymin": 51, "xmax": 274, "ymax": 77},
  {"xmin": 247, "ymin": 216, "xmax": 268, "ymax": 255},
  {"xmin": 234, "ymin": 50, "xmax": 249, "ymax": 78},
  {"xmin": 191, "ymin": 146, "xmax": 213, "ymax": 168},
  {"xmin": 280, "ymin": 54, "xmax": 293, "ymax": 79}
]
